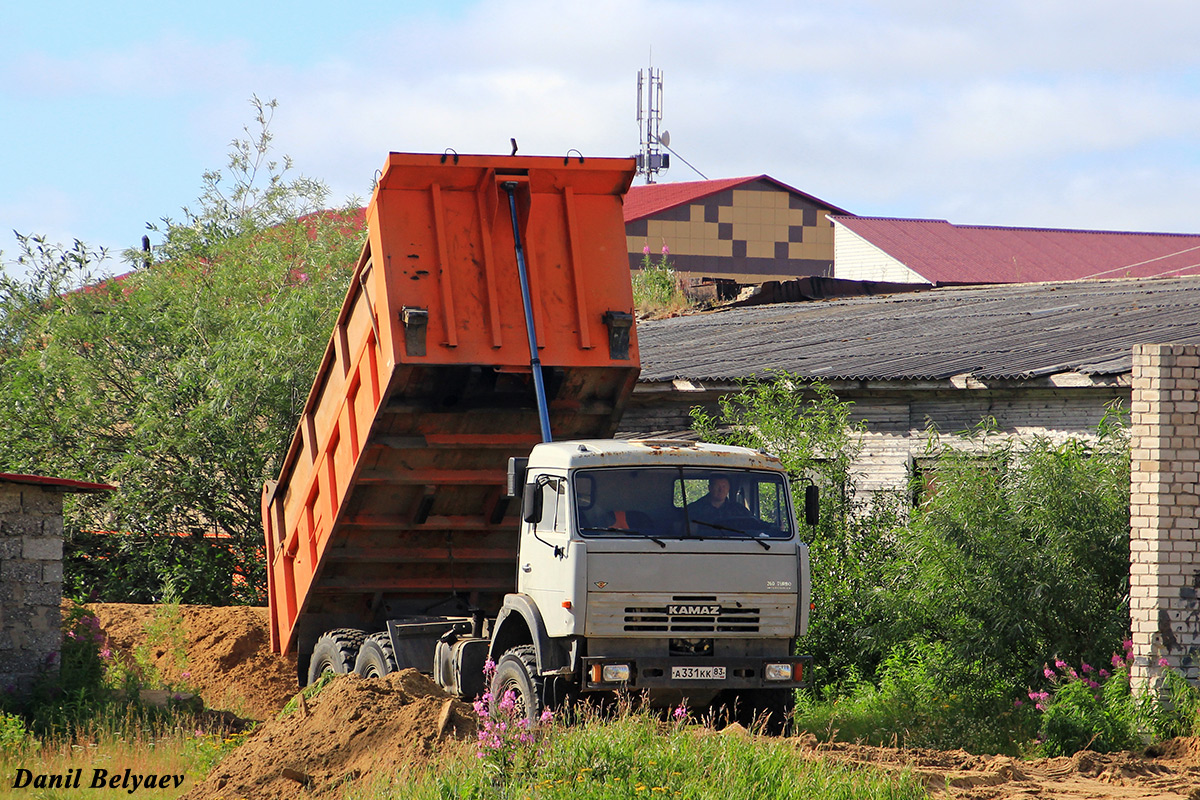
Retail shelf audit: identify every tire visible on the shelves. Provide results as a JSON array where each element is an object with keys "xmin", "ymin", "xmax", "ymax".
[
  {"xmin": 354, "ymin": 632, "xmax": 399, "ymax": 678},
  {"xmin": 489, "ymin": 645, "xmax": 543, "ymax": 723},
  {"xmin": 306, "ymin": 628, "xmax": 367, "ymax": 686}
]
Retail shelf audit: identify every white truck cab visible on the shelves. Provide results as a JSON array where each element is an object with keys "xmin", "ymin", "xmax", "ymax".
[{"xmin": 486, "ymin": 438, "xmax": 812, "ymax": 720}]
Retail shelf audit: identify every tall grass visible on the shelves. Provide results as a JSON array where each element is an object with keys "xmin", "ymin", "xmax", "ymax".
[
  {"xmin": 632, "ymin": 250, "xmax": 691, "ymax": 317},
  {"xmin": 355, "ymin": 707, "xmax": 930, "ymax": 800},
  {"xmin": 0, "ymin": 603, "xmax": 245, "ymax": 799},
  {"xmin": 0, "ymin": 714, "xmax": 245, "ymax": 799}
]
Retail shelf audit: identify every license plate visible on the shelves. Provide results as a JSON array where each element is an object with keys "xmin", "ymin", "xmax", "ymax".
[{"xmin": 671, "ymin": 666, "xmax": 726, "ymax": 680}]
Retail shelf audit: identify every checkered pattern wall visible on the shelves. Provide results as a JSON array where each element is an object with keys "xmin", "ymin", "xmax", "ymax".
[{"xmin": 625, "ymin": 179, "xmax": 836, "ymax": 281}]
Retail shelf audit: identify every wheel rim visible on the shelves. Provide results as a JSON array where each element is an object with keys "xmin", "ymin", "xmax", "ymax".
[{"xmin": 500, "ymin": 676, "xmax": 530, "ymax": 719}]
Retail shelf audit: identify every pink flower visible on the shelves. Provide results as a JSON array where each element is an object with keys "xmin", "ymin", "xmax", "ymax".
[
  {"xmin": 1013, "ymin": 699, "xmax": 1024, "ymax": 708},
  {"xmin": 1123, "ymin": 639, "xmax": 1134, "ymax": 653},
  {"xmin": 1112, "ymin": 653, "xmax": 1123, "ymax": 668},
  {"xmin": 673, "ymin": 704, "xmax": 687, "ymax": 720},
  {"xmin": 1084, "ymin": 679, "xmax": 1099, "ymax": 689},
  {"xmin": 1044, "ymin": 667, "xmax": 1055, "ymax": 679},
  {"xmin": 181, "ymin": 671, "xmax": 191, "ymax": 680},
  {"xmin": 1159, "ymin": 657, "xmax": 1170, "ymax": 667},
  {"xmin": 1068, "ymin": 668, "xmax": 1078, "ymax": 680},
  {"xmin": 1054, "ymin": 658, "xmax": 1067, "ymax": 669},
  {"xmin": 539, "ymin": 708, "xmax": 553, "ymax": 724},
  {"xmin": 643, "ymin": 245, "xmax": 651, "ymax": 255},
  {"xmin": 99, "ymin": 647, "xmax": 112, "ymax": 660},
  {"xmin": 1081, "ymin": 663, "xmax": 1093, "ymax": 674},
  {"xmin": 1099, "ymin": 668, "xmax": 1110, "ymax": 678},
  {"xmin": 483, "ymin": 659, "xmax": 496, "ymax": 678},
  {"xmin": 661, "ymin": 245, "xmax": 670, "ymax": 255}
]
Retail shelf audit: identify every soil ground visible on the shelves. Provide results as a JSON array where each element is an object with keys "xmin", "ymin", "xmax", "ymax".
[{"xmin": 89, "ymin": 603, "xmax": 1200, "ymax": 800}]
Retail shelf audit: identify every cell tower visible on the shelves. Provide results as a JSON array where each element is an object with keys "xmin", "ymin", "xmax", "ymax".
[{"xmin": 636, "ymin": 62, "xmax": 669, "ymax": 183}]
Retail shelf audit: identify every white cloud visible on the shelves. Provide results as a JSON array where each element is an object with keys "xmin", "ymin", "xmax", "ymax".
[{"xmin": 7, "ymin": 0, "xmax": 1200, "ymax": 262}]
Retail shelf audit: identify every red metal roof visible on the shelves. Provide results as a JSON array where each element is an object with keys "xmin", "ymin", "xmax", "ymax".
[
  {"xmin": 832, "ymin": 216, "xmax": 1200, "ymax": 284},
  {"xmin": 0, "ymin": 473, "xmax": 115, "ymax": 493},
  {"xmin": 624, "ymin": 176, "xmax": 852, "ymax": 222}
]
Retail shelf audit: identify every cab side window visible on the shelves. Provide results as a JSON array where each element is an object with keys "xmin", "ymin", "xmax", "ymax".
[{"xmin": 535, "ymin": 477, "xmax": 568, "ymax": 534}]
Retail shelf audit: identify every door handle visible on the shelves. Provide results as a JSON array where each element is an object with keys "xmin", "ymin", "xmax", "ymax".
[{"xmin": 522, "ymin": 563, "xmax": 532, "ymax": 573}]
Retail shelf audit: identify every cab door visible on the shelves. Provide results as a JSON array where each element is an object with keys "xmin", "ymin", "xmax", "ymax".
[{"xmin": 517, "ymin": 472, "xmax": 576, "ymax": 635}]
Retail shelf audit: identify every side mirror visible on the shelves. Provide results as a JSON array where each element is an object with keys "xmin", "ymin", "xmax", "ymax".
[
  {"xmin": 506, "ymin": 457, "xmax": 529, "ymax": 498},
  {"xmin": 804, "ymin": 485, "xmax": 820, "ymax": 527},
  {"xmin": 522, "ymin": 482, "xmax": 542, "ymax": 524}
]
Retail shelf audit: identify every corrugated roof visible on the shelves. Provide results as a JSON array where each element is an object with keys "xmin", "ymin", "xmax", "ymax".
[
  {"xmin": 624, "ymin": 176, "xmax": 852, "ymax": 222},
  {"xmin": 0, "ymin": 473, "xmax": 115, "ymax": 493},
  {"xmin": 832, "ymin": 216, "xmax": 1200, "ymax": 284},
  {"xmin": 637, "ymin": 276, "xmax": 1200, "ymax": 383}
]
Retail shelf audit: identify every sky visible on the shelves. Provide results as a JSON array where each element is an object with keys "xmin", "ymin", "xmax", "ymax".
[{"xmin": 4, "ymin": 0, "xmax": 1200, "ymax": 278}]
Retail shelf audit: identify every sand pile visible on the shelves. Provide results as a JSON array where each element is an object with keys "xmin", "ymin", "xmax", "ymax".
[
  {"xmin": 88, "ymin": 603, "xmax": 298, "ymax": 720},
  {"xmin": 182, "ymin": 670, "xmax": 475, "ymax": 800}
]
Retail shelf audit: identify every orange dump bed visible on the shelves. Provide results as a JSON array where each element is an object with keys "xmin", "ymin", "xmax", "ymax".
[{"xmin": 263, "ymin": 153, "xmax": 640, "ymax": 654}]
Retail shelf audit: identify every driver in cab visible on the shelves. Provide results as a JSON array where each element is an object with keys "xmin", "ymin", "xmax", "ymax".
[{"xmin": 686, "ymin": 475, "xmax": 742, "ymax": 525}]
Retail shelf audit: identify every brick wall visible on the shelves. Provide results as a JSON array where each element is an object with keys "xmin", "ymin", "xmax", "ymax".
[
  {"xmin": 1130, "ymin": 344, "xmax": 1200, "ymax": 687},
  {"xmin": 0, "ymin": 483, "xmax": 64, "ymax": 694}
]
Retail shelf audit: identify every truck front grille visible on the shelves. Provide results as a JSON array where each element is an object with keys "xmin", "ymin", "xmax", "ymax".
[{"xmin": 623, "ymin": 606, "xmax": 761, "ymax": 633}]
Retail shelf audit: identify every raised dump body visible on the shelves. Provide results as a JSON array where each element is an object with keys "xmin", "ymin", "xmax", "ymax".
[{"xmin": 263, "ymin": 153, "xmax": 639, "ymax": 656}]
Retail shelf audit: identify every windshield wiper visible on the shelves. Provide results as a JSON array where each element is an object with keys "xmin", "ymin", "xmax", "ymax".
[
  {"xmin": 690, "ymin": 520, "xmax": 771, "ymax": 550},
  {"xmin": 579, "ymin": 526, "xmax": 667, "ymax": 549}
]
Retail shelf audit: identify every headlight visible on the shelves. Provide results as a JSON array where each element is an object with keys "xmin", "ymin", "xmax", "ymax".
[
  {"xmin": 764, "ymin": 663, "xmax": 793, "ymax": 681},
  {"xmin": 601, "ymin": 664, "xmax": 632, "ymax": 682}
]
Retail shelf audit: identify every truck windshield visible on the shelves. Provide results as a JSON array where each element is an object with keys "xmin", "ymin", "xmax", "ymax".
[{"xmin": 574, "ymin": 467, "xmax": 794, "ymax": 540}]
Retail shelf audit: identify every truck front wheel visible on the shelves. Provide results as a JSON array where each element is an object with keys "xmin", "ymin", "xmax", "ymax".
[
  {"xmin": 490, "ymin": 645, "xmax": 543, "ymax": 723},
  {"xmin": 307, "ymin": 628, "xmax": 367, "ymax": 686}
]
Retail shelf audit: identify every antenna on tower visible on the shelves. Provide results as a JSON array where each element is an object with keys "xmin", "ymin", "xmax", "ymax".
[{"xmin": 635, "ymin": 59, "xmax": 669, "ymax": 183}]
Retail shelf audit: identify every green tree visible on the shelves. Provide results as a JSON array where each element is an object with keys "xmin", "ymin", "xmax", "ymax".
[
  {"xmin": 0, "ymin": 98, "xmax": 365, "ymax": 603},
  {"xmin": 692, "ymin": 375, "xmax": 904, "ymax": 688}
]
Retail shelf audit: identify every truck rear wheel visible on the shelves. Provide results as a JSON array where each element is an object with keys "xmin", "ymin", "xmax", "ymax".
[
  {"xmin": 307, "ymin": 628, "xmax": 367, "ymax": 685},
  {"xmin": 490, "ymin": 645, "xmax": 543, "ymax": 723},
  {"xmin": 354, "ymin": 632, "xmax": 399, "ymax": 678}
]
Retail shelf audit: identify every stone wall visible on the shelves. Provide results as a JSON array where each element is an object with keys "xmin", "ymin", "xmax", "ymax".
[
  {"xmin": 1130, "ymin": 344, "xmax": 1200, "ymax": 688},
  {"xmin": 0, "ymin": 482, "xmax": 64, "ymax": 694}
]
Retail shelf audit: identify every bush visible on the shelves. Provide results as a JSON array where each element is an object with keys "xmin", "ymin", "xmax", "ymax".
[{"xmin": 886, "ymin": 412, "xmax": 1130, "ymax": 713}]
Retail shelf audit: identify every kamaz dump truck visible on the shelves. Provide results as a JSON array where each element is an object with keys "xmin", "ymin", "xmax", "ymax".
[{"xmin": 263, "ymin": 152, "xmax": 813, "ymax": 721}]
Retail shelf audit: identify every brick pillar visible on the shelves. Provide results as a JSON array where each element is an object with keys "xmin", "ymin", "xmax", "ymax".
[
  {"xmin": 0, "ymin": 484, "xmax": 65, "ymax": 695},
  {"xmin": 1130, "ymin": 344, "xmax": 1200, "ymax": 688}
]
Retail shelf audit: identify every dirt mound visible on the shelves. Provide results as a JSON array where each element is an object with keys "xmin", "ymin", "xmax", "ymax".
[
  {"xmin": 182, "ymin": 670, "xmax": 474, "ymax": 800},
  {"xmin": 87, "ymin": 603, "xmax": 298, "ymax": 720},
  {"xmin": 82, "ymin": 603, "xmax": 1200, "ymax": 800},
  {"xmin": 793, "ymin": 736, "xmax": 1200, "ymax": 799}
]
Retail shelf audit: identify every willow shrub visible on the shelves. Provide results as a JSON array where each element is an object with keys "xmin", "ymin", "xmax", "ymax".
[{"xmin": 892, "ymin": 411, "xmax": 1131, "ymax": 708}]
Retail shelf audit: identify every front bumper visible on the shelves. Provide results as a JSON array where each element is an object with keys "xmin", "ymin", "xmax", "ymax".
[{"xmin": 579, "ymin": 655, "xmax": 812, "ymax": 691}]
